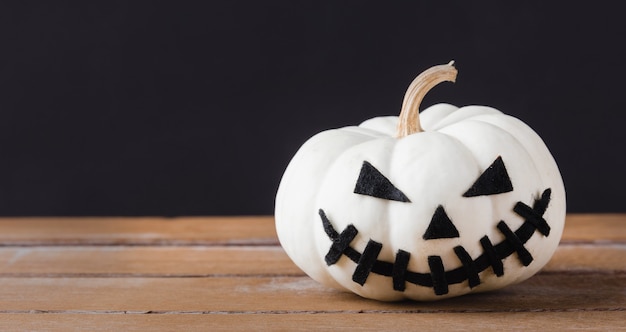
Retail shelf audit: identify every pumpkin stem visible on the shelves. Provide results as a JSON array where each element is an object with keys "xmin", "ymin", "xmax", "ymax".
[{"xmin": 396, "ymin": 61, "xmax": 458, "ymax": 138}]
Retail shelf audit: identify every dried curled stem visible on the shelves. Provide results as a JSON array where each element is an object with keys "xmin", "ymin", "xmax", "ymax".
[{"xmin": 396, "ymin": 61, "xmax": 458, "ymax": 138}]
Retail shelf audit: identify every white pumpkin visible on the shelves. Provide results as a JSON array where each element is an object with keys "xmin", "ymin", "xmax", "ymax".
[{"xmin": 275, "ymin": 62, "xmax": 566, "ymax": 301}]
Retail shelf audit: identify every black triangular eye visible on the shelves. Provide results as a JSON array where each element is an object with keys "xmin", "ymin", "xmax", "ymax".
[
  {"xmin": 463, "ymin": 156, "xmax": 513, "ymax": 197},
  {"xmin": 354, "ymin": 161, "xmax": 410, "ymax": 202},
  {"xmin": 423, "ymin": 205, "xmax": 459, "ymax": 240}
]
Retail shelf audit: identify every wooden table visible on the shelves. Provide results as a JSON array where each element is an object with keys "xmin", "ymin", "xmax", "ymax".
[{"xmin": 0, "ymin": 215, "xmax": 624, "ymax": 330}]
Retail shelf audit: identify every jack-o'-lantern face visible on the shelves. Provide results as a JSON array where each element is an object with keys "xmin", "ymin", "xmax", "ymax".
[
  {"xmin": 275, "ymin": 107, "xmax": 566, "ymax": 301},
  {"xmin": 274, "ymin": 63, "xmax": 566, "ymax": 301},
  {"xmin": 318, "ymin": 156, "xmax": 552, "ymax": 297}
]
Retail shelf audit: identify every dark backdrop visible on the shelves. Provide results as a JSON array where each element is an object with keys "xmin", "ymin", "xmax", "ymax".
[{"xmin": 1, "ymin": 1, "xmax": 624, "ymax": 216}]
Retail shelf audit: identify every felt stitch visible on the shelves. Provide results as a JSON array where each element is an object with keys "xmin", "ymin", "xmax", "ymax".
[
  {"xmin": 392, "ymin": 250, "xmax": 411, "ymax": 291},
  {"xmin": 319, "ymin": 188, "xmax": 552, "ymax": 295},
  {"xmin": 479, "ymin": 235, "xmax": 504, "ymax": 277},
  {"xmin": 352, "ymin": 240, "xmax": 383, "ymax": 285},
  {"xmin": 453, "ymin": 245, "xmax": 481, "ymax": 288},
  {"xmin": 428, "ymin": 256, "xmax": 448, "ymax": 295},
  {"xmin": 321, "ymin": 208, "xmax": 358, "ymax": 266}
]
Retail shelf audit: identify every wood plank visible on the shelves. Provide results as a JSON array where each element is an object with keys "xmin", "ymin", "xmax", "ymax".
[
  {"xmin": 562, "ymin": 214, "xmax": 626, "ymax": 243},
  {"xmin": 0, "ymin": 244, "xmax": 623, "ymax": 276},
  {"xmin": 0, "ymin": 311, "xmax": 624, "ymax": 332},
  {"xmin": 0, "ymin": 217, "xmax": 278, "ymax": 245},
  {"xmin": 0, "ymin": 274, "xmax": 623, "ymax": 312},
  {"xmin": 545, "ymin": 244, "xmax": 626, "ymax": 272},
  {"xmin": 0, "ymin": 215, "xmax": 623, "ymax": 331},
  {"xmin": 0, "ymin": 214, "xmax": 623, "ymax": 246},
  {"xmin": 0, "ymin": 246, "xmax": 303, "ymax": 276}
]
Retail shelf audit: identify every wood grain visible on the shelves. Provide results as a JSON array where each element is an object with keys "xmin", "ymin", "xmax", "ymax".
[
  {"xmin": 0, "ymin": 216, "xmax": 278, "ymax": 245},
  {"xmin": 1, "ymin": 312, "xmax": 624, "ymax": 332},
  {"xmin": 0, "ymin": 244, "xmax": 623, "ymax": 277},
  {"xmin": 0, "ymin": 214, "xmax": 623, "ymax": 330},
  {"xmin": 0, "ymin": 246, "xmax": 303, "ymax": 276},
  {"xmin": 0, "ymin": 274, "xmax": 623, "ymax": 312},
  {"xmin": 561, "ymin": 214, "xmax": 626, "ymax": 243},
  {"xmin": 545, "ymin": 244, "xmax": 626, "ymax": 272},
  {"xmin": 0, "ymin": 214, "xmax": 623, "ymax": 246}
]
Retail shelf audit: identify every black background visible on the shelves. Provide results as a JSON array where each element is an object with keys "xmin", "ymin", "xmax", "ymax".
[{"xmin": 1, "ymin": 1, "xmax": 624, "ymax": 216}]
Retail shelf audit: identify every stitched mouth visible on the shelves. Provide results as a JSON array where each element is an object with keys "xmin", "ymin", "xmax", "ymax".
[{"xmin": 319, "ymin": 188, "xmax": 552, "ymax": 296}]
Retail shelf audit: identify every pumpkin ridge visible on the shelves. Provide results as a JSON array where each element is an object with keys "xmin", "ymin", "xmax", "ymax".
[{"xmin": 429, "ymin": 106, "xmax": 502, "ymax": 131}]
